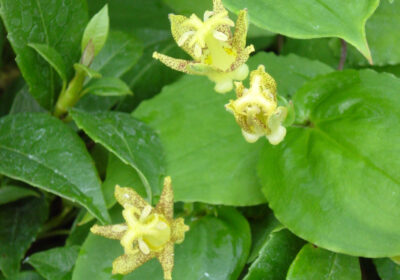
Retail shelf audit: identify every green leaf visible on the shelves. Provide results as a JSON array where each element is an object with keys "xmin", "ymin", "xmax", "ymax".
[
  {"xmin": 0, "ymin": 185, "xmax": 39, "ymax": 205},
  {"xmin": 0, "ymin": 0, "xmax": 88, "ymax": 109},
  {"xmin": 83, "ymin": 77, "xmax": 132, "ymax": 97},
  {"xmin": 26, "ymin": 246, "xmax": 80, "ymax": 280},
  {"xmin": 374, "ymin": 258, "xmax": 400, "ymax": 280},
  {"xmin": 223, "ymin": 0, "xmax": 378, "ymax": 63},
  {"xmin": 74, "ymin": 63, "xmax": 102, "ymax": 79},
  {"xmin": 0, "ymin": 113, "xmax": 110, "ymax": 223},
  {"xmin": 286, "ymin": 244, "xmax": 361, "ymax": 280},
  {"xmin": 72, "ymin": 206, "xmax": 250, "ymax": 280},
  {"xmin": 13, "ymin": 271, "xmax": 44, "ymax": 280},
  {"xmin": 81, "ymin": 5, "xmax": 109, "ymax": 56},
  {"xmin": 258, "ymin": 69, "xmax": 400, "ymax": 257},
  {"xmin": 91, "ymin": 31, "xmax": 143, "ymax": 78},
  {"xmin": 28, "ymin": 43, "xmax": 67, "ymax": 84},
  {"xmin": 0, "ymin": 197, "xmax": 48, "ymax": 277},
  {"xmin": 9, "ymin": 85, "xmax": 46, "ymax": 115},
  {"xmin": 133, "ymin": 52, "xmax": 333, "ymax": 205},
  {"xmin": 70, "ymin": 109, "xmax": 165, "ymax": 202},
  {"xmin": 244, "ymin": 229, "xmax": 304, "ymax": 280}
]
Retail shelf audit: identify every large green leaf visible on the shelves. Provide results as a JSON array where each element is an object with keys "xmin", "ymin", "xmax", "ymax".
[
  {"xmin": 0, "ymin": 113, "xmax": 110, "ymax": 223},
  {"xmin": 223, "ymin": 0, "xmax": 378, "ymax": 62},
  {"xmin": 26, "ymin": 246, "xmax": 80, "ymax": 280},
  {"xmin": 244, "ymin": 229, "xmax": 304, "ymax": 280},
  {"xmin": 14, "ymin": 272, "xmax": 44, "ymax": 280},
  {"xmin": 70, "ymin": 109, "xmax": 165, "ymax": 202},
  {"xmin": 258, "ymin": 69, "xmax": 400, "ymax": 257},
  {"xmin": 374, "ymin": 258, "xmax": 400, "ymax": 280},
  {"xmin": 133, "ymin": 52, "xmax": 333, "ymax": 205},
  {"xmin": 286, "ymin": 244, "xmax": 361, "ymax": 280},
  {"xmin": 0, "ymin": 197, "xmax": 48, "ymax": 277},
  {"xmin": 72, "ymin": 206, "xmax": 250, "ymax": 280},
  {"xmin": 0, "ymin": 0, "xmax": 88, "ymax": 109}
]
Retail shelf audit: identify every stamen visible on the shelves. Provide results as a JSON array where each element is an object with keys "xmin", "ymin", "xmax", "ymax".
[
  {"xmin": 213, "ymin": 30, "xmax": 228, "ymax": 41},
  {"xmin": 194, "ymin": 44, "xmax": 202, "ymax": 57},
  {"xmin": 138, "ymin": 238, "xmax": 150, "ymax": 255},
  {"xmin": 178, "ymin": 31, "xmax": 195, "ymax": 46},
  {"xmin": 203, "ymin": 10, "xmax": 214, "ymax": 21},
  {"xmin": 140, "ymin": 205, "xmax": 152, "ymax": 221}
]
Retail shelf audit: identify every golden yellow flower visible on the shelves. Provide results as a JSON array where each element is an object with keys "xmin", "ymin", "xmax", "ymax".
[
  {"xmin": 91, "ymin": 177, "xmax": 189, "ymax": 280},
  {"xmin": 153, "ymin": 0, "xmax": 254, "ymax": 93},
  {"xmin": 226, "ymin": 65, "xmax": 288, "ymax": 145}
]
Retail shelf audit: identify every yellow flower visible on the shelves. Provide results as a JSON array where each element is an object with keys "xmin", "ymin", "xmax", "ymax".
[
  {"xmin": 225, "ymin": 65, "xmax": 288, "ymax": 145},
  {"xmin": 91, "ymin": 177, "xmax": 189, "ymax": 280},
  {"xmin": 153, "ymin": 0, "xmax": 254, "ymax": 93}
]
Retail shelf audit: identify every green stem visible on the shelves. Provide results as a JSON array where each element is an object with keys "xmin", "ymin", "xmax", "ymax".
[{"xmin": 54, "ymin": 69, "xmax": 86, "ymax": 118}]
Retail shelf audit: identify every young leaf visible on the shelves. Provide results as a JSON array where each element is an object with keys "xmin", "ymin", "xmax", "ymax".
[
  {"xmin": 74, "ymin": 63, "xmax": 102, "ymax": 79},
  {"xmin": 0, "ymin": 0, "xmax": 88, "ymax": 109},
  {"xmin": 133, "ymin": 52, "xmax": 333, "ymax": 206},
  {"xmin": 28, "ymin": 43, "xmax": 67, "ymax": 85},
  {"xmin": 70, "ymin": 109, "xmax": 165, "ymax": 203},
  {"xmin": 0, "ymin": 113, "xmax": 110, "ymax": 223},
  {"xmin": 258, "ymin": 70, "xmax": 400, "ymax": 257},
  {"xmin": 81, "ymin": 5, "xmax": 109, "ymax": 57},
  {"xmin": 26, "ymin": 246, "xmax": 80, "ymax": 280},
  {"xmin": 0, "ymin": 185, "xmax": 39, "ymax": 205},
  {"xmin": 83, "ymin": 77, "xmax": 132, "ymax": 97},
  {"xmin": 286, "ymin": 244, "xmax": 361, "ymax": 280},
  {"xmin": 244, "ymin": 229, "xmax": 304, "ymax": 280},
  {"xmin": 223, "ymin": 0, "xmax": 378, "ymax": 63},
  {"xmin": 72, "ymin": 207, "xmax": 250, "ymax": 280},
  {"xmin": 0, "ymin": 197, "xmax": 48, "ymax": 277}
]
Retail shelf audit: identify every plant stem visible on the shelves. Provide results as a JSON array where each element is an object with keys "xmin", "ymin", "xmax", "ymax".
[{"xmin": 338, "ymin": 39, "xmax": 347, "ymax": 71}]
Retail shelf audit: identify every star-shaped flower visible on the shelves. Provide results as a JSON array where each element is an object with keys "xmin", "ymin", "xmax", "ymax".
[
  {"xmin": 153, "ymin": 0, "xmax": 254, "ymax": 93},
  {"xmin": 225, "ymin": 65, "xmax": 289, "ymax": 144},
  {"xmin": 91, "ymin": 177, "xmax": 189, "ymax": 280}
]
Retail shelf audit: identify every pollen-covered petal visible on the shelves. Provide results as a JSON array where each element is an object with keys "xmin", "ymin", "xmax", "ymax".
[
  {"xmin": 169, "ymin": 14, "xmax": 197, "ymax": 57},
  {"xmin": 232, "ymin": 9, "xmax": 249, "ymax": 51},
  {"xmin": 230, "ymin": 44, "xmax": 255, "ymax": 71},
  {"xmin": 250, "ymin": 65, "xmax": 277, "ymax": 97},
  {"xmin": 112, "ymin": 252, "xmax": 154, "ymax": 275},
  {"xmin": 171, "ymin": 217, "xmax": 190, "ymax": 244},
  {"xmin": 213, "ymin": 0, "xmax": 228, "ymax": 14},
  {"xmin": 153, "ymin": 52, "xmax": 192, "ymax": 74},
  {"xmin": 90, "ymin": 224, "xmax": 128, "ymax": 240},
  {"xmin": 115, "ymin": 185, "xmax": 149, "ymax": 210},
  {"xmin": 156, "ymin": 176, "xmax": 174, "ymax": 219},
  {"xmin": 158, "ymin": 243, "xmax": 174, "ymax": 280}
]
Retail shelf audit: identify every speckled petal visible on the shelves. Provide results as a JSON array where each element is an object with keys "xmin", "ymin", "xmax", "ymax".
[
  {"xmin": 250, "ymin": 65, "xmax": 277, "ymax": 97},
  {"xmin": 112, "ymin": 252, "xmax": 154, "ymax": 275},
  {"xmin": 169, "ymin": 14, "xmax": 196, "ymax": 58},
  {"xmin": 115, "ymin": 185, "xmax": 149, "ymax": 210},
  {"xmin": 232, "ymin": 9, "xmax": 248, "ymax": 50},
  {"xmin": 157, "ymin": 243, "xmax": 174, "ymax": 280},
  {"xmin": 213, "ymin": 0, "xmax": 227, "ymax": 14},
  {"xmin": 153, "ymin": 52, "xmax": 192, "ymax": 74},
  {"xmin": 90, "ymin": 224, "xmax": 128, "ymax": 240},
  {"xmin": 231, "ymin": 45, "xmax": 254, "ymax": 71},
  {"xmin": 156, "ymin": 176, "xmax": 174, "ymax": 219},
  {"xmin": 171, "ymin": 217, "xmax": 190, "ymax": 243}
]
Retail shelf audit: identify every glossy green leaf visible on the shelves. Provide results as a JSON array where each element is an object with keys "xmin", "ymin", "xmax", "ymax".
[
  {"xmin": 223, "ymin": 0, "xmax": 378, "ymax": 62},
  {"xmin": 374, "ymin": 258, "xmax": 400, "ymax": 280},
  {"xmin": 0, "ymin": 197, "xmax": 48, "ymax": 277},
  {"xmin": 258, "ymin": 70, "xmax": 400, "ymax": 257},
  {"xmin": 82, "ymin": 5, "xmax": 109, "ymax": 56},
  {"xmin": 0, "ymin": 113, "xmax": 110, "ymax": 223},
  {"xmin": 133, "ymin": 52, "xmax": 333, "ymax": 205},
  {"xmin": 83, "ymin": 77, "xmax": 132, "ymax": 96},
  {"xmin": 0, "ymin": 0, "xmax": 88, "ymax": 109},
  {"xmin": 70, "ymin": 109, "xmax": 165, "ymax": 202},
  {"xmin": 0, "ymin": 185, "xmax": 39, "ymax": 205},
  {"xmin": 286, "ymin": 244, "xmax": 361, "ymax": 280},
  {"xmin": 72, "ymin": 206, "xmax": 250, "ymax": 280},
  {"xmin": 28, "ymin": 43, "xmax": 67, "ymax": 84},
  {"xmin": 91, "ymin": 31, "xmax": 143, "ymax": 78},
  {"xmin": 244, "ymin": 229, "xmax": 304, "ymax": 280},
  {"xmin": 26, "ymin": 246, "xmax": 80, "ymax": 280}
]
